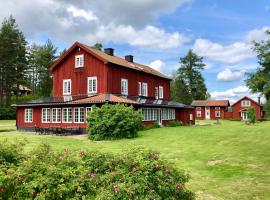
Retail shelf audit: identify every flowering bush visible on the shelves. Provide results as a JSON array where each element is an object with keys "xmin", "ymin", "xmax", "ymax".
[
  {"xmin": 87, "ymin": 104, "xmax": 143, "ymax": 140},
  {"xmin": 0, "ymin": 141, "xmax": 194, "ymax": 200}
]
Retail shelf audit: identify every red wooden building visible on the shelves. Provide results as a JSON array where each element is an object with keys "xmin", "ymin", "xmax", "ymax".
[
  {"xmin": 192, "ymin": 96, "xmax": 263, "ymax": 120},
  {"xmin": 16, "ymin": 42, "xmax": 195, "ymax": 133},
  {"xmin": 191, "ymin": 100, "xmax": 230, "ymax": 120}
]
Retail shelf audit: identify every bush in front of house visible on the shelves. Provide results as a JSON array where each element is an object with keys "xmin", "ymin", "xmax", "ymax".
[
  {"xmin": 166, "ymin": 120, "xmax": 184, "ymax": 127},
  {"xmin": 87, "ymin": 104, "xmax": 143, "ymax": 140},
  {"xmin": 247, "ymin": 107, "xmax": 256, "ymax": 124},
  {"xmin": 0, "ymin": 107, "xmax": 16, "ymax": 120},
  {"xmin": 0, "ymin": 141, "xmax": 195, "ymax": 200}
]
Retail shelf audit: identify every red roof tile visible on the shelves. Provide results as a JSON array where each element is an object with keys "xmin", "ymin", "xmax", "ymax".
[{"xmin": 191, "ymin": 100, "xmax": 230, "ymax": 107}]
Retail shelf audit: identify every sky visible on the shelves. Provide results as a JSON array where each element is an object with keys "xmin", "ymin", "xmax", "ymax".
[{"xmin": 0, "ymin": 0, "xmax": 269, "ymax": 103}]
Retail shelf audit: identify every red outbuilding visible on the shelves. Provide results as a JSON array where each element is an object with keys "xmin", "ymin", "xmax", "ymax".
[{"xmin": 16, "ymin": 42, "xmax": 195, "ymax": 133}]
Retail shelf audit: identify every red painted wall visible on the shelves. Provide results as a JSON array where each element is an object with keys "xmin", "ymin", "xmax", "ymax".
[
  {"xmin": 107, "ymin": 64, "xmax": 171, "ymax": 100},
  {"xmin": 52, "ymin": 47, "xmax": 107, "ymax": 97},
  {"xmin": 176, "ymin": 108, "xmax": 195, "ymax": 125},
  {"xmin": 231, "ymin": 97, "xmax": 262, "ymax": 120},
  {"xmin": 194, "ymin": 106, "xmax": 229, "ymax": 119}
]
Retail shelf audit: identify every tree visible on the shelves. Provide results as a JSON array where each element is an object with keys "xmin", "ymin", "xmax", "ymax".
[
  {"xmin": 91, "ymin": 43, "xmax": 103, "ymax": 50},
  {"xmin": 171, "ymin": 50, "xmax": 208, "ymax": 104},
  {"xmin": 0, "ymin": 16, "xmax": 27, "ymax": 106},
  {"xmin": 246, "ymin": 30, "xmax": 270, "ymax": 100},
  {"xmin": 28, "ymin": 40, "xmax": 57, "ymax": 97},
  {"xmin": 247, "ymin": 107, "xmax": 256, "ymax": 124}
]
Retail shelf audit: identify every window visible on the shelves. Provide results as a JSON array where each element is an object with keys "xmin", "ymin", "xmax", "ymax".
[
  {"xmin": 75, "ymin": 54, "xmax": 84, "ymax": 68},
  {"xmin": 138, "ymin": 82, "xmax": 141, "ymax": 96},
  {"xmin": 215, "ymin": 111, "xmax": 221, "ymax": 118},
  {"xmin": 74, "ymin": 107, "xmax": 85, "ymax": 123},
  {"xmin": 62, "ymin": 108, "xmax": 72, "ymax": 123},
  {"xmin": 42, "ymin": 108, "xmax": 51, "ymax": 123},
  {"xmin": 142, "ymin": 82, "xmax": 148, "ymax": 97},
  {"xmin": 86, "ymin": 107, "xmax": 93, "ymax": 118},
  {"xmin": 121, "ymin": 78, "xmax": 128, "ymax": 95},
  {"xmin": 52, "ymin": 108, "xmax": 61, "ymax": 123},
  {"xmin": 161, "ymin": 109, "xmax": 175, "ymax": 120},
  {"xmin": 189, "ymin": 114, "xmax": 193, "ymax": 121},
  {"xmin": 63, "ymin": 79, "xmax": 71, "ymax": 95},
  {"xmin": 159, "ymin": 86, "xmax": 163, "ymax": 99},
  {"xmin": 142, "ymin": 108, "xmax": 158, "ymax": 121},
  {"xmin": 196, "ymin": 111, "xmax": 201, "ymax": 117},
  {"xmin": 88, "ymin": 76, "xmax": 97, "ymax": 94},
  {"xmin": 24, "ymin": 108, "xmax": 33, "ymax": 123},
  {"xmin": 155, "ymin": 87, "xmax": 158, "ymax": 99},
  {"xmin": 241, "ymin": 100, "xmax": 251, "ymax": 107}
]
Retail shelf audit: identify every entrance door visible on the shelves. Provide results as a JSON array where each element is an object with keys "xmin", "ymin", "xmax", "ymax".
[
  {"xmin": 205, "ymin": 107, "xmax": 210, "ymax": 119},
  {"xmin": 241, "ymin": 111, "xmax": 247, "ymax": 120}
]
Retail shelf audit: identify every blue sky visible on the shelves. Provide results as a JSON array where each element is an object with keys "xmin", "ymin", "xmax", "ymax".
[{"xmin": 0, "ymin": 0, "xmax": 269, "ymax": 102}]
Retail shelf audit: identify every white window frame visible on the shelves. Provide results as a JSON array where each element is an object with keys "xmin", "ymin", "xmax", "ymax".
[
  {"xmin": 63, "ymin": 79, "xmax": 71, "ymax": 95},
  {"xmin": 121, "ymin": 78, "xmax": 128, "ymax": 95},
  {"xmin": 155, "ymin": 87, "xmax": 158, "ymax": 99},
  {"xmin": 75, "ymin": 54, "xmax": 84, "ymax": 68},
  {"xmin": 52, "ymin": 108, "xmax": 61, "ymax": 123},
  {"xmin": 87, "ymin": 76, "xmax": 97, "ymax": 94},
  {"xmin": 158, "ymin": 86, "xmax": 163, "ymax": 99},
  {"xmin": 215, "ymin": 111, "xmax": 221, "ymax": 118},
  {"xmin": 241, "ymin": 100, "xmax": 251, "ymax": 107},
  {"xmin": 74, "ymin": 107, "xmax": 85, "ymax": 124},
  {"xmin": 62, "ymin": 108, "xmax": 72, "ymax": 123},
  {"xmin": 161, "ymin": 109, "xmax": 175, "ymax": 120},
  {"xmin": 42, "ymin": 108, "xmax": 51, "ymax": 123},
  {"xmin": 142, "ymin": 108, "xmax": 158, "ymax": 121},
  {"xmin": 138, "ymin": 82, "xmax": 142, "ymax": 96},
  {"xmin": 24, "ymin": 108, "xmax": 33, "ymax": 123},
  {"xmin": 142, "ymin": 82, "xmax": 148, "ymax": 97},
  {"xmin": 196, "ymin": 110, "xmax": 201, "ymax": 118},
  {"xmin": 189, "ymin": 114, "xmax": 193, "ymax": 121}
]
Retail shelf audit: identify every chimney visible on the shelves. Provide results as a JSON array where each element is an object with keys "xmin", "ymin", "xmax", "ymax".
[
  {"xmin": 258, "ymin": 97, "xmax": 261, "ymax": 105},
  {"xmin": 125, "ymin": 55, "xmax": 133, "ymax": 62},
  {"xmin": 104, "ymin": 48, "xmax": 114, "ymax": 56}
]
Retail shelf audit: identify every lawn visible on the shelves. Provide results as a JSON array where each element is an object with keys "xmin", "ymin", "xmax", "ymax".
[{"xmin": 1, "ymin": 120, "xmax": 270, "ymax": 200}]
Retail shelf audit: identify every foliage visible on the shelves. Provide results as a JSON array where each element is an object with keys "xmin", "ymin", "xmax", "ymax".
[
  {"xmin": 141, "ymin": 122, "xmax": 161, "ymax": 131},
  {"xmin": 91, "ymin": 43, "xmax": 103, "ymax": 50},
  {"xmin": 0, "ymin": 15, "xmax": 27, "ymax": 107},
  {"xmin": 247, "ymin": 107, "xmax": 256, "ymax": 124},
  {"xmin": 171, "ymin": 50, "xmax": 208, "ymax": 104},
  {"xmin": 166, "ymin": 120, "xmax": 184, "ymax": 127},
  {"xmin": 87, "ymin": 104, "xmax": 143, "ymax": 140},
  {"xmin": 246, "ymin": 30, "xmax": 270, "ymax": 100},
  {"xmin": 0, "ymin": 107, "xmax": 16, "ymax": 120},
  {"xmin": 263, "ymin": 100, "xmax": 270, "ymax": 118},
  {"xmin": 0, "ymin": 141, "xmax": 194, "ymax": 200}
]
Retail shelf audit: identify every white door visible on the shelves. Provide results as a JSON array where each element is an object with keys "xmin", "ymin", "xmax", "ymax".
[
  {"xmin": 205, "ymin": 107, "xmax": 210, "ymax": 119},
  {"xmin": 241, "ymin": 112, "xmax": 247, "ymax": 120}
]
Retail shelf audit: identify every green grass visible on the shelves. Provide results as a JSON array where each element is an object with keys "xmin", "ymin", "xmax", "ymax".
[{"xmin": 0, "ymin": 120, "xmax": 270, "ymax": 200}]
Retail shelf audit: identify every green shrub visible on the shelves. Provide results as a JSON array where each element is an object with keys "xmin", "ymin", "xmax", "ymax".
[
  {"xmin": 0, "ymin": 141, "xmax": 195, "ymax": 200},
  {"xmin": 166, "ymin": 120, "xmax": 183, "ymax": 127},
  {"xmin": 0, "ymin": 107, "xmax": 16, "ymax": 120},
  {"xmin": 87, "ymin": 104, "xmax": 143, "ymax": 140},
  {"xmin": 247, "ymin": 107, "xmax": 256, "ymax": 124},
  {"xmin": 141, "ymin": 122, "xmax": 161, "ymax": 131}
]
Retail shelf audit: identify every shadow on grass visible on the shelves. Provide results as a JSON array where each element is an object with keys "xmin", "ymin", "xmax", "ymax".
[{"xmin": 0, "ymin": 129, "xmax": 16, "ymax": 133}]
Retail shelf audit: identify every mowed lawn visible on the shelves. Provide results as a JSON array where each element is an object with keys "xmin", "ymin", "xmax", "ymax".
[{"xmin": 0, "ymin": 120, "xmax": 270, "ymax": 200}]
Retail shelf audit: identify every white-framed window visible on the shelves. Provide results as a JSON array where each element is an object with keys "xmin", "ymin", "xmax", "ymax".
[
  {"xmin": 196, "ymin": 111, "xmax": 201, "ymax": 117},
  {"xmin": 142, "ymin": 82, "xmax": 148, "ymax": 97},
  {"xmin": 88, "ymin": 76, "xmax": 97, "ymax": 94},
  {"xmin": 215, "ymin": 111, "xmax": 221, "ymax": 118},
  {"xmin": 215, "ymin": 107, "xmax": 220, "ymax": 110},
  {"xmin": 161, "ymin": 109, "xmax": 175, "ymax": 120},
  {"xmin": 138, "ymin": 82, "xmax": 142, "ymax": 96},
  {"xmin": 159, "ymin": 86, "xmax": 163, "ymax": 99},
  {"xmin": 155, "ymin": 87, "xmax": 158, "ymax": 99},
  {"xmin": 63, "ymin": 79, "xmax": 71, "ymax": 95},
  {"xmin": 241, "ymin": 100, "xmax": 251, "ymax": 107},
  {"xmin": 121, "ymin": 78, "xmax": 128, "ymax": 95},
  {"xmin": 75, "ymin": 54, "xmax": 84, "ymax": 68},
  {"xmin": 24, "ymin": 108, "xmax": 33, "ymax": 123},
  {"xmin": 42, "ymin": 108, "xmax": 51, "ymax": 123},
  {"xmin": 142, "ymin": 108, "xmax": 158, "ymax": 121},
  {"xmin": 52, "ymin": 108, "xmax": 61, "ymax": 123},
  {"xmin": 74, "ymin": 107, "xmax": 85, "ymax": 123},
  {"xmin": 189, "ymin": 114, "xmax": 193, "ymax": 121},
  {"xmin": 62, "ymin": 108, "xmax": 72, "ymax": 123},
  {"xmin": 196, "ymin": 107, "xmax": 201, "ymax": 110}
]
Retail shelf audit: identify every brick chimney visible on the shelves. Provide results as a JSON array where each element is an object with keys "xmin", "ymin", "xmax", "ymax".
[
  {"xmin": 104, "ymin": 48, "xmax": 114, "ymax": 56},
  {"xmin": 258, "ymin": 97, "xmax": 261, "ymax": 104},
  {"xmin": 125, "ymin": 55, "xmax": 133, "ymax": 62}
]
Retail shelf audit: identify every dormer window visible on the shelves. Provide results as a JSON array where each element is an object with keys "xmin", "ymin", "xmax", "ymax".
[
  {"xmin": 63, "ymin": 79, "xmax": 71, "ymax": 95},
  {"xmin": 241, "ymin": 100, "xmax": 251, "ymax": 107},
  {"xmin": 121, "ymin": 78, "xmax": 128, "ymax": 95},
  {"xmin": 88, "ymin": 76, "xmax": 97, "ymax": 94},
  {"xmin": 75, "ymin": 54, "xmax": 84, "ymax": 68},
  {"xmin": 158, "ymin": 86, "xmax": 163, "ymax": 99}
]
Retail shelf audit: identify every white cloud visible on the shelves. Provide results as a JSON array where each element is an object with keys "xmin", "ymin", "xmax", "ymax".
[
  {"xmin": 193, "ymin": 38, "xmax": 254, "ymax": 64},
  {"xmin": 210, "ymin": 86, "xmax": 250, "ymax": 99},
  {"xmin": 217, "ymin": 69, "xmax": 245, "ymax": 82},
  {"xmin": 245, "ymin": 26, "xmax": 270, "ymax": 42},
  {"xmin": 67, "ymin": 5, "xmax": 98, "ymax": 21},
  {"xmin": 150, "ymin": 59, "xmax": 165, "ymax": 71}
]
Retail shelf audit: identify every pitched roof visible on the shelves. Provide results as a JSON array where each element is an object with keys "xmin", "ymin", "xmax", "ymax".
[
  {"xmin": 50, "ymin": 42, "xmax": 171, "ymax": 80},
  {"xmin": 231, "ymin": 96, "xmax": 263, "ymax": 107},
  {"xmin": 191, "ymin": 100, "xmax": 230, "ymax": 107},
  {"xmin": 73, "ymin": 94, "xmax": 138, "ymax": 104}
]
